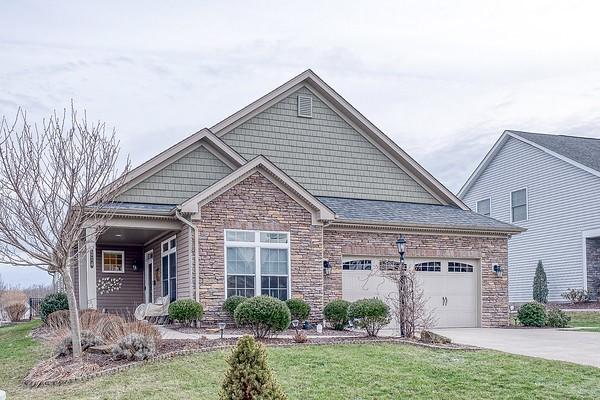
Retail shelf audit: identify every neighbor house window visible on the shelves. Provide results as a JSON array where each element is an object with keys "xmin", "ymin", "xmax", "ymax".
[
  {"xmin": 342, "ymin": 260, "xmax": 372, "ymax": 271},
  {"xmin": 161, "ymin": 236, "xmax": 177, "ymax": 302},
  {"xmin": 511, "ymin": 188, "xmax": 528, "ymax": 222},
  {"xmin": 102, "ymin": 250, "xmax": 124, "ymax": 273},
  {"xmin": 225, "ymin": 230, "xmax": 290, "ymax": 301},
  {"xmin": 476, "ymin": 198, "xmax": 491, "ymax": 216}
]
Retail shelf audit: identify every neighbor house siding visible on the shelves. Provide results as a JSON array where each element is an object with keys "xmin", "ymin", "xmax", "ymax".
[
  {"xmin": 117, "ymin": 144, "xmax": 233, "ymax": 204},
  {"xmin": 221, "ymin": 86, "xmax": 440, "ymax": 204},
  {"xmin": 461, "ymin": 136, "xmax": 600, "ymax": 302},
  {"xmin": 96, "ymin": 244, "xmax": 144, "ymax": 314}
]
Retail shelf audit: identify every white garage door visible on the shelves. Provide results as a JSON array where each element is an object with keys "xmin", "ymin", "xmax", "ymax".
[{"xmin": 341, "ymin": 257, "xmax": 480, "ymax": 328}]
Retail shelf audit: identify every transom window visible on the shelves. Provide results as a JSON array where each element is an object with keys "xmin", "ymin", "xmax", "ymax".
[
  {"xmin": 225, "ymin": 230, "xmax": 290, "ymax": 300},
  {"xmin": 102, "ymin": 250, "xmax": 124, "ymax": 273},
  {"xmin": 448, "ymin": 262, "xmax": 474, "ymax": 273},
  {"xmin": 511, "ymin": 188, "xmax": 528, "ymax": 222},
  {"xmin": 414, "ymin": 261, "xmax": 441, "ymax": 272},
  {"xmin": 476, "ymin": 198, "xmax": 491, "ymax": 216},
  {"xmin": 342, "ymin": 260, "xmax": 372, "ymax": 271}
]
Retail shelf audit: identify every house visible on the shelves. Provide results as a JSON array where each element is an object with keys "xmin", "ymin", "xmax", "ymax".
[
  {"xmin": 74, "ymin": 70, "xmax": 522, "ymax": 328},
  {"xmin": 459, "ymin": 130, "xmax": 600, "ymax": 303}
]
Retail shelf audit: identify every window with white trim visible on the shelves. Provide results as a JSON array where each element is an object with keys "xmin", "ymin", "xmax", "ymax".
[
  {"xmin": 414, "ymin": 261, "xmax": 441, "ymax": 272},
  {"xmin": 225, "ymin": 230, "xmax": 290, "ymax": 300},
  {"xmin": 476, "ymin": 198, "xmax": 491, "ymax": 216},
  {"xmin": 511, "ymin": 188, "xmax": 527, "ymax": 222},
  {"xmin": 102, "ymin": 250, "xmax": 124, "ymax": 273},
  {"xmin": 342, "ymin": 260, "xmax": 372, "ymax": 271},
  {"xmin": 161, "ymin": 236, "xmax": 177, "ymax": 302}
]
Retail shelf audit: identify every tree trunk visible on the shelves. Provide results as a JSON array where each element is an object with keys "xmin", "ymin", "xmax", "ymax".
[{"xmin": 61, "ymin": 268, "xmax": 83, "ymax": 358}]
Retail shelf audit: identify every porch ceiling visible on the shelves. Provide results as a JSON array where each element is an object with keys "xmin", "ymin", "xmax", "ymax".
[{"xmin": 98, "ymin": 227, "xmax": 175, "ymax": 246}]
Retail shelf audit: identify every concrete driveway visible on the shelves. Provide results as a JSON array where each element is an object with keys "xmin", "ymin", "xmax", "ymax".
[{"xmin": 432, "ymin": 328, "xmax": 600, "ymax": 368}]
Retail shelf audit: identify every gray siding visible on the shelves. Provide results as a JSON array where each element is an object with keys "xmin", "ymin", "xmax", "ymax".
[
  {"xmin": 117, "ymin": 145, "xmax": 233, "ymax": 204},
  {"xmin": 461, "ymin": 137, "xmax": 600, "ymax": 302},
  {"xmin": 222, "ymin": 86, "xmax": 440, "ymax": 204}
]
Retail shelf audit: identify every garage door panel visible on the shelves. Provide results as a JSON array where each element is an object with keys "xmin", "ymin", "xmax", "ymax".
[{"xmin": 342, "ymin": 257, "xmax": 480, "ymax": 329}]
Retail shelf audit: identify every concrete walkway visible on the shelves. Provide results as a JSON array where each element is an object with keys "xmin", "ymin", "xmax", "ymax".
[{"xmin": 432, "ymin": 328, "xmax": 600, "ymax": 368}]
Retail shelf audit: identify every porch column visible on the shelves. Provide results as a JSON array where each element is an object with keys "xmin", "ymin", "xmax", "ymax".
[{"xmin": 84, "ymin": 227, "xmax": 97, "ymax": 309}]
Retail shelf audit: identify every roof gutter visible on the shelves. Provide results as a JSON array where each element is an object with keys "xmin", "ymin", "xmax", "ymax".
[{"xmin": 175, "ymin": 209, "xmax": 200, "ymax": 303}]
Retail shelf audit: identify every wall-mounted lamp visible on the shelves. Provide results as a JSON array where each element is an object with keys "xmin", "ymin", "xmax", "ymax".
[
  {"xmin": 323, "ymin": 260, "xmax": 332, "ymax": 276},
  {"xmin": 132, "ymin": 260, "xmax": 139, "ymax": 272},
  {"xmin": 493, "ymin": 264, "xmax": 503, "ymax": 277}
]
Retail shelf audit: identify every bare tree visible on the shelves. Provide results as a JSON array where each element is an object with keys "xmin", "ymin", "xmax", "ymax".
[
  {"xmin": 365, "ymin": 260, "xmax": 436, "ymax": 338},
  {"xmin": 0, "ymin": 105, "xmax": 129, "ymax": 357}
]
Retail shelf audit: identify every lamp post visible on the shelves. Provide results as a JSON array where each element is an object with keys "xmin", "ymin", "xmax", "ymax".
[{"xmin": 396, "ymin": 235, "xmax": 407, "ymax": 337}]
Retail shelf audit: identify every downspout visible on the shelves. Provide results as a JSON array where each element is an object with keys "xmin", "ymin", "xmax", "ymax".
[{"xmin": 175, "ymin": 209, "xmax": 200, "ymax": 303}]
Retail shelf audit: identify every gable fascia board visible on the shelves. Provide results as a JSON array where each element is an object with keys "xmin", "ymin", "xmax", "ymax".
[
  {"xmin": 458, "ymin": 132, "xmax": 510, "ymax": 198},
  {"xmin": 506, "ymin": 131, "xmax": 600, "ymax": 179},
  {"xmin": 210, "ymin": 69, "xmax": 467, "ymax": 210},
  {"xmin": 180, "ymin": 155, "xmax": 336, "ymax": 224},
  {"xmin": 107, "ymin": 129, "xmax": 247, "ymax": 200}
]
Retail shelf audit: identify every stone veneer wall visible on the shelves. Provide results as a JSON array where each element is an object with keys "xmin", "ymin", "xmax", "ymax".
[
  {"xmin": 196, "ymin": 172, "xmax": 324, "ymax": 324},
  {"xmin": 322, "ymin": 229, "xmax": 509, "ymax": 327},
  {"xmin": 586, "ymin": 237, "xmax": 600, "ymax": 299}
]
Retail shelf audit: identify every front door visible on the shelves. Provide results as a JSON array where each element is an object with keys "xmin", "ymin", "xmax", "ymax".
[{"xmin": 144, "ymin": 250, "xmax": 154, "ymax": 303}]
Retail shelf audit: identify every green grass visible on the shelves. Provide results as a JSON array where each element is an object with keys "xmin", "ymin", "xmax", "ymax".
[
  {"xmin": 3, "ymin": 322, "xmax": 600, "ymax": 399},
  {"xmin": 566, "ymin": 311, "xmax": 600, "ymax": 332}
]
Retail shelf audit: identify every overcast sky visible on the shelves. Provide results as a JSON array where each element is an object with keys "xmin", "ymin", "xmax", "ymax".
[{"xmin": 1, "ymin": 0, "xmax": 600, "ymax": 285}]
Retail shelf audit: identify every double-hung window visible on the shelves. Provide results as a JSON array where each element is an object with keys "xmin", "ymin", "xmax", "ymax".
[
  {"xmin": 225, "ymin": 230, "xmax": 290, "ymax": 301},
  {"xmin": 161, "ymin": 236, "xmax": 177, "ymax": 302},
  {"xmin": 476, "ymin": 198, "xmax": 491, "ymax": 216},
  {"xmin": 511, "ymin": 188, "xmax": 528, "ymax": 222}
]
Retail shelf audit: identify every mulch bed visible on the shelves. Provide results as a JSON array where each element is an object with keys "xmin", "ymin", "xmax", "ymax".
[
  {"xmin": 23, "ymin": 334, "xmax": 476, "ymax": 387},
  {"xmin": 171, "ymin": 324, "xmax": 361, "ymax": 337}
]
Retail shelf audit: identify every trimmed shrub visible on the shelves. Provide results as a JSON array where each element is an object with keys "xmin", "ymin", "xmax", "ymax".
[
  {"xmin": 285, "ymin": 298, "xmax": 311, "ymax": 321},
  {"xmin": 517, "ymin": 302, "xmax": 546, "ymax": 327},
  {"xmin": 532, "ymin": 260, "xmax": 548, "ymax": 304},
  {"xmin": 168, "ymin": 299, "xmax": 204, "ymax": 325},
  {"xmin": 112, "ymin": 333, "xmax": 156, "ymax": 361},
  {"xmin": 56, "ymin": 330, "xmax": 103, "ymax": 356},
  {"xmin": 546, "ymin": 307, "xmax": 571, "ymax": 328},
  {"xmin": 323, "ymin": 299, "xmax": 351, "ymax": 330},
  {"xmin": 223, "ymin": 295, "xmax": 248, "ymax": 318},
  {"xmin": 5, "ymin": 303, "xmax": 27, "ymax": 322},
  {"xmin": 40, "ymin": 292, "xmax": 69, "ymax": 323},
  {"xmin": 561, "ymin": 288, "xmax": 591, "ymax": 304},
  {"xmin": 46, "ymin": 309, "xmax": 71, "ymax": 330},
  {"xmin": 348, "ymin": 298, "xmax": 391, "ymax": 337},
  {"xmin": 220, "ymin": 335, "xmax": 287, "ymax": 400},
  {"xmin": 234, "ymin": 296, "xmax": 291, "ymax": 338}
]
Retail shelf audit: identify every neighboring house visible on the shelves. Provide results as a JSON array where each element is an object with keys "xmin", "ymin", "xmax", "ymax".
[
  {"xmin": 459, "ymin": 130, "xmax": 600, "ymax": 303},
  {"xmin": 74, "ymin": 70, "xmax": 522, "ymax": 328}
]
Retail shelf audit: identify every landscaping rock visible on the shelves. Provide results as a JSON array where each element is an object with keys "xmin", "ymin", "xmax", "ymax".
[
  {"xmin": 420, "ymin": 330, "xmax": 451, "ymax": 344},
  {"xmin": 87, "ymin": 345, "xmax": 113, "ymax": 355}
]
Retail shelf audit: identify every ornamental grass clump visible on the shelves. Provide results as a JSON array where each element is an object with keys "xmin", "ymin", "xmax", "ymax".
[
  {"xmin": 46, "ymin": 309, "xmax": 71, "ymax": 331},
  {"xmin": 112, "ymin": 333, "xmax": 156, "ymax": 361},
  {"xmin": 234, "ymin": 296, "xmax": 290, "ymax": 338},
  {"xmin": 285, "ymin": 298, "xmax": 311, "ymax": 322},
  {"xmin": 220, "ymin": 335, "xmax": 287, "ymax": 400},
  {"xmin": 323, "ymin": 299, "xmax": 351, "ymax": 330},
  {"xmin": 348, "ymin": 298, "xmax": 391, "ymax": 337},
  {"xmin": 168, "ymin": 299, "xmax": 204, "ymax": 326},
  {"xmin": 517, "ymin": 302, "xmax": 546, "ymax": 327},
  {"xmin": 56, "ymin": 330, "xmax": 103, "ymax": 357}
]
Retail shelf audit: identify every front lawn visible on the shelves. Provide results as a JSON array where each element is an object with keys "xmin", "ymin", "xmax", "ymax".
[
  {"xmin": 3, "ymin": 322, "xmax": 600, "ymax": 399},
  {"xmin": 566, "ymin": 311, "xmax": 600, "ymax": 332}
]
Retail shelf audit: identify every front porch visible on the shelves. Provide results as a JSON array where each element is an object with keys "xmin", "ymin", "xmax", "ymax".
[{"xmin": 77, "ymin": 212, "xmax": 191, "ymax": 315}]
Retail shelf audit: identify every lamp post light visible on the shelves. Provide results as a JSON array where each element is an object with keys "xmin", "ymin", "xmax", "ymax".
[
  {"xmin": 396, "ymin": 235, "xmax": 406, "ymax": 264},
  {"xmin": 218, "ymin": 322, "xmax": 226, "ymax": 339},
  {"xmin": 291, "ymin": 319, "xmax": 299, "ymax": 334}
]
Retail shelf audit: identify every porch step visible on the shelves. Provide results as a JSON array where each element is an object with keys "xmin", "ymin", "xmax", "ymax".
[{"xmin": 88, "ymin": 345, "xmax": 113, "ymax": 354}]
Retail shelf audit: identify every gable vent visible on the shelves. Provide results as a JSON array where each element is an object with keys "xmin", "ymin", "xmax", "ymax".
[{"xmin": 297, "ymin": 95, "xmax": 313, "ymax": 118}]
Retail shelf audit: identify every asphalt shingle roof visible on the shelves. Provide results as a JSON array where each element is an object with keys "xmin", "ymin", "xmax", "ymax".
[
  {"xmin": 509, "ymin": 130, "xmax": 600, "ymax": 173},
  {"xmin": 317, "ymin": 196, "xmax": 523, "ymax": 232}
]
